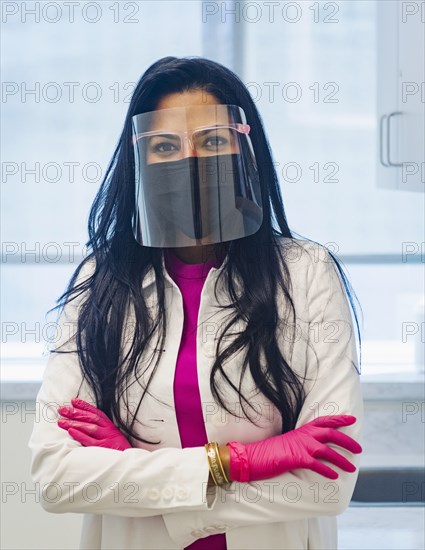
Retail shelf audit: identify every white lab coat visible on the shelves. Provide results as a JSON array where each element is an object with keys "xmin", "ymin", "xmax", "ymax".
[{"xmin": 28, "ymin": 237, "xmax": 364, "ymax": 550}]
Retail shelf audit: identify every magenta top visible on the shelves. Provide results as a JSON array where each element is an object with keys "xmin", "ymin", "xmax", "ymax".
[{"xmin": 164, "ymin": 248, "xmax": 227, "ymax": 550}]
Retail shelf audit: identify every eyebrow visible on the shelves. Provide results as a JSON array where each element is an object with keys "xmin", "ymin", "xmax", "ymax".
[
  {"xmin": 148, "ymin": 124, "xmax": 227, "ymax": 136},
  {"xmin": 194, "ymin": 127, "xmax": 225, "ymax": 136},
  {"xmin": 148, "ymin": 133, "xmax": 180, "ymax": 140}
]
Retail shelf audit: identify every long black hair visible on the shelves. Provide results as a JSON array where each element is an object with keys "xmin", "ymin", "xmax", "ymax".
[{"xmin": 47, "ymin": 56, "xmax": 362, "ymax": 445}]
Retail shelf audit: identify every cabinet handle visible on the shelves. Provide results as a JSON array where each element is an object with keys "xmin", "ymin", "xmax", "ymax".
[
  {"xmin": 387, "ymin": 111, "xmax": 403, "ymax": 167},
  {"xmin": 379, "ymin": 114, "xmax": 389, "ymax": 167}
]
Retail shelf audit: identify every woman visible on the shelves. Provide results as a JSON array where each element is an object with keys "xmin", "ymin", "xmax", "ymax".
[{"xmin": 28, "ymin": 56, "xmax": 364, "ymax": 550}]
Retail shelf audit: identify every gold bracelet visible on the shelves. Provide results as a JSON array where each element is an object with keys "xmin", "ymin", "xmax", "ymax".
[
  {"xmin": 205, "ymin": 442, "xmax": 223, "ymax": 485},
  {"xmin": 204, "ymin": 443, "xmax": 218, "ymax": 485},
  {"xmin": 204, "ymin": 443, "xmax": 219, "ymax": 485},
  {"xmin": 204, "ymin": 442, "xmax": 226, "ymax": 485},
  {"xmin": 212, "ymin": 441, "xmax": 230, "ymax": 483}
]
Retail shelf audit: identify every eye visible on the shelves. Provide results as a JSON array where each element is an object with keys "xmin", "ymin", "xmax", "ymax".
[
  {"xmin": 194, "ymin": 126, "xmax": 239, "ymax": 152},
  {"xmin": 152, "ymin": 141, "xmax": 179, "ymax": 153},
  {"xmin": 198, "ymin": 128, "xmax": 234, "ymax": 150},
  {"xmin": 204, "ymin": 135, "xmax": 228, "ymax": 148},
  {"xmin": 147, "ymin": 134, "xmax": 180, "ymax": 155}
]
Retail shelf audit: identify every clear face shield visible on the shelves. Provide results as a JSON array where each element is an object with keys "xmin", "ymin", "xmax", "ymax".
[{"xmin": 131, "ymin": 104, "xmax": 263, "ymax": 248}]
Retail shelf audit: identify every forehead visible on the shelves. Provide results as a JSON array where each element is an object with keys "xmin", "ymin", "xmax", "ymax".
[{"xmin": 147, "ymin": 104, "xmax": 232, "ymax": 132}]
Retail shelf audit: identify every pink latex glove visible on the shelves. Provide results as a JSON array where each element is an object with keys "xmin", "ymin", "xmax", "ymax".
[
  {"xmin": 57, "ymin": 397, "xmax": 132, "ymax": 451},
  {"xmin": 226, "ymin": 414, "xmax": 362, "ymax": 482}
]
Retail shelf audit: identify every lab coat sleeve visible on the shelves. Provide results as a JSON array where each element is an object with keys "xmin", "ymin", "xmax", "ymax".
[
  {"xmin": 162, "ymin": 243, "xmax": 365, "ymax": 548},
  {"xmin": 28, "ymin": 259, "xmax": 215, "ymax": 517}
]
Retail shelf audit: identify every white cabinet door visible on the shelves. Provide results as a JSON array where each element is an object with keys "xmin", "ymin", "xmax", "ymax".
[{"xmin": 377, "ymin": 0, "xmax": 424, "ymax": 193}]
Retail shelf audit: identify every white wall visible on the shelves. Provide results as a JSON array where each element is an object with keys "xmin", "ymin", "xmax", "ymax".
[{"xmin": 1, "ymin": 400, "xmax": 81, "ymax": 550}]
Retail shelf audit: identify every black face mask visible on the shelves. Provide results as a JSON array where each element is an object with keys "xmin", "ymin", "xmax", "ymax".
[{"xmin": 140, "ymin": 153, "xmax": 257, "ymax": 242}]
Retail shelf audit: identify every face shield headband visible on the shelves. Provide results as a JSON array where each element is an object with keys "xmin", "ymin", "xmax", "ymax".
[{"xmin": 131, "ymin": 103, "xmax": 263, "ymax": 248}]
